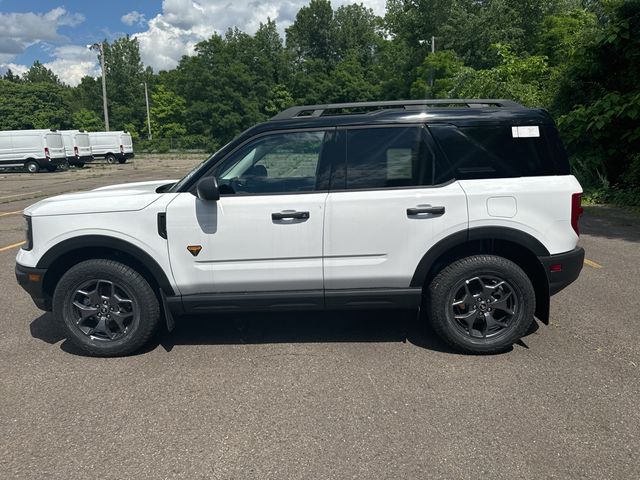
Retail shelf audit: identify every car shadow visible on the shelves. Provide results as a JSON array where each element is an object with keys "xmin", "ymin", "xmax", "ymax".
[
  {"xmin": 582, "ymin": 206, "xmax": 640, "ymax": 244},
  {"xmin": 31, "ymin": 309, "xmax": 499, "ymax": 356}
]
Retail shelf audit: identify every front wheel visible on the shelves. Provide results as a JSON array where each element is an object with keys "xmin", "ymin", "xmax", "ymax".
[
  {"xmin": 427, "ymin": 255, "xmax": 535, "ymax": 354},
  {"xmin": 53, "ymin": 259, "xmax": 161, "ymax": 357}
]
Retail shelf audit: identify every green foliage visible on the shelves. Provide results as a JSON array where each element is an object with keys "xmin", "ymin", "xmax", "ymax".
[
  {"xmin": 150, "ymin": 85, "xmax": 187, "ymax": 138},
  {"xmin": 449, "ymin": 44, "xmax": 552, "ymax": 107},
  {"xmin": 0, "ymin": 80, "xmax": 71, "ymax": 129},
  {"xmin": 22, "ymin": 61, "xmax": 62, "ymax": 86},
  {"xmin": 72, "ymin": 108, "xmax": 103, "ymax": 131}
]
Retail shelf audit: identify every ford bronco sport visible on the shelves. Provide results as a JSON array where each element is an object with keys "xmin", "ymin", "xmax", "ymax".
[{"xmin": 16, "ymin": 100, "xmax": 585, "ymax": 356}]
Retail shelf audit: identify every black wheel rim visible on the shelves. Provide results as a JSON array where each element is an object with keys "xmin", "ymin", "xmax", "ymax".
[
  {"xmin": 68, "ymin": 279, "xmax": 138, "ymax": 342},
  {"xmin": 448, "ymin": 275, "xmax": 518, "ymax": 339}
]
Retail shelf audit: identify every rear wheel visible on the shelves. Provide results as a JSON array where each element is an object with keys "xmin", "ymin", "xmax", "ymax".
[
  {"xmin": 25, "ymin": 160, "xmax": 39, "ymax": 173},
  {"xmin": 53, "ymin": 259, "xmax": 161, "ymax": 357},
  {"xmin": 427, "ymin": 255, "xmax": 535, "ymax": 354},
  {"xmin": 105, "ymin": 154, "xmax": 117, "ymax": 164}
]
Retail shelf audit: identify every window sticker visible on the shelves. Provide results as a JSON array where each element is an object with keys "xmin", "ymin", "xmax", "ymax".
[{"xmin": 511, "ymin": 126, "xmax": 540, "ymax": 138}]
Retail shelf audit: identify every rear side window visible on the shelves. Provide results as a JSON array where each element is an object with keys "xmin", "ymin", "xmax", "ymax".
[
  {"xmin": 344, "ymin": 126, "xmax": 451, "ymax": 189},
  {"xmin": 430, "ymin": 124, "xmax": 565, "ymax": 179}
]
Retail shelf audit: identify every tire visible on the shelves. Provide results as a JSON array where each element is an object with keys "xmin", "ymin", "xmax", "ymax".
[
  {"xmin": 105, "ymin": 154, "xmax": 117, "ymax": 164},
  {"xmin": 53, "ymin": 259, "xmax": 161, "ymax": 357},
  {"xmin": 118, "ymin": 158, "xmax": 127, "ymax": 164},
  {"xmin": 427, "ymin": 255, "xmax": 535, "ymax": 354},
  {"xmin": 25, "ymin": 160, "xmax": 40, "ymax": 173}
]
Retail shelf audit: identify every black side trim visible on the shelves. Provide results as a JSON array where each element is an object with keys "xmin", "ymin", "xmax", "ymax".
[
  {"xmin": 36, "ymin": 235, "xmax": 175, "ymax": 295},
  {"xmin": 410, "ymin": 230, "xmax": 468, "ymax": 287},
  {"xmin": 168, "ymin": 288, "xmax": 422, "ymax": 315},
  {"xmin": 15, "ymin": 263, "xmax": 50, "ymax": 311},
  {"xmin": 410, "ymin": 227, "xmax": 550, "ymax": 287},
  {"xmin": 468, "ymin": 227, "xmax": 550, "ymax": 256},
  {"xmin": 173, "ymin": 290, "xmax": 325, "ymax": 313},
  {"xmin": 539, "ymin": 247, "xmax": 584, "ymax": 295},
  {"xmin": 157, "ymin": 213, "xmax": 167, "ymax": 239},
  {"xmin": 325, "ymin": 288, "xmax": 421, "ymax": 309}
]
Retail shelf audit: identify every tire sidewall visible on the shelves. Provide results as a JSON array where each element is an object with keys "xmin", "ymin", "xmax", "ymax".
[
  {"xmin": 429, "ymin": 256, "xmax": 535, "ymax": 353},
  {"xmin": 53, "ymin": 260, "xmax": 159, "ymax": 356}
]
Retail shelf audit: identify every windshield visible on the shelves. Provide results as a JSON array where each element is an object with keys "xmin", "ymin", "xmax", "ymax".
[
  {"xmin": 168, "ymin": 154, "xmax": 214, "ymax": 193},
  {"xmin": 168, "ymin": 141, "xmax": 232, "ymax": 193}
]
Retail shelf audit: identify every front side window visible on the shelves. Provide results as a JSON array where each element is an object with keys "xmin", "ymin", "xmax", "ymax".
[
  {"xmin": 344, "ymin": 126, "xmax": 450, "ymax": 190},
  {"xmin": 214, "ymin": 130, "xmax": 328, "ymax": 195}
]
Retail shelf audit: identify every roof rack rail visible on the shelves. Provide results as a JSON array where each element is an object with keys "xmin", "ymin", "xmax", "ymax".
[{"xmin": 271, "ymin": 99, "xmax": 524, "ymax": 120}]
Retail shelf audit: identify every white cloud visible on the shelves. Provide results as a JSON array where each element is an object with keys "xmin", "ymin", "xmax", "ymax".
[
  {"xmin": 44, "ymin": 45, "xmax": 100, "ymax": 86},
  {"xmin": 0, "ymin": 8, "xmax": 85, "ymax": 59},
  {"xmin": 134, "ymin": 0, "xmax": 387, "ymax": 71},
  {"xmin": 121, "ymin": 11, "xmax": 147, "ymax": 27},
  {"xmin": 0, "ymin": 62, "xmax": 28, "ymax": 77}
]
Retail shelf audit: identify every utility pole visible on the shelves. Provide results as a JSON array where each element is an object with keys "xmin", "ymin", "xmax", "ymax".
[
  {"xmin": 142, "ymin": 81, "xmax": 152, "ymax": 140},
  {"xmin": 89, "ymin": 42, "xmax": 109, "ymax": 131},
  {"xmin": 429, "ymin": 35, "xmax": 436, "ymax": 88}
]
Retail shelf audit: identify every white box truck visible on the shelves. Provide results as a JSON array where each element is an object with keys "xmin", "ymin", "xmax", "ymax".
[
  {"xmin": 88, "ymin": 131, "xmax": 134, "ymax": 164},
  {"xmin": 0, "ymin": 129, "xmax": 67, "ymax": 173},
  {"xmin": 60, "ymin": 130, "xmax": 94, "ymax": 168}
]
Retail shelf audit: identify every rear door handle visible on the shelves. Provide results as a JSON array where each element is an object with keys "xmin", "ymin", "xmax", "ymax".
[
  {"xmin": 272, "ymin": 211, "xmax": 310, "ymax": 220},
  {"xmin": 407, "ymin": 206, "xmax": 445, "ymax": 216}
]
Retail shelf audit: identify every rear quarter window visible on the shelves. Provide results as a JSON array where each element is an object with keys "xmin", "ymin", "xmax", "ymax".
[{"xmin": 429, "ymin": 124, "xmax": 567, "ymax": 179}]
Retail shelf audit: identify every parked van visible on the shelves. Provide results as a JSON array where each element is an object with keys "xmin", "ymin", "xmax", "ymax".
[
  {"xmin": 88, "ymin": 131, "xmax": 134, "ymax": 164},
  {"xmin": 60, "ymin": 130, "xmax": 94, "ymax": 168},
  {"xmin": 0, "ymin": 129, "xmax": 67, "ymax": 173}
]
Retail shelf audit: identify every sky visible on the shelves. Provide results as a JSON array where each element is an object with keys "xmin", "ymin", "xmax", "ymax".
[{"xmin": 0, "ymin": 0, "xmax": 387, "ymax": 86}]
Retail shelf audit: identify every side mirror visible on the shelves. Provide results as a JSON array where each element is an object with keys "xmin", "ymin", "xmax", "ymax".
[{"xmin": 194, "ymin": 177, "xmax": 220, "ymax": 201}]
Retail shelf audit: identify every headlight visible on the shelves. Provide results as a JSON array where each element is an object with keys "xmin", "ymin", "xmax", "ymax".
[{"xmin": 23, "ymin": 215, "xmax": 33, "ymax": 251}]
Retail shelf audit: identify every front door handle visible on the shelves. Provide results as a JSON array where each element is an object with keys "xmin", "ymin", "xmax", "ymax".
[
  {"xmin": 272, "ymin": 211, "xmax": 310, "ymax": 220},
  {"xmin": 407, "ymin": 206, "xmax": 446, "ymax": 216}
]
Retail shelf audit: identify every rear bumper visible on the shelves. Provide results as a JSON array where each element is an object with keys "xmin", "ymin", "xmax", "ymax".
[
  {"xmin": 121, "ymin": 152, "xmax": 134, "ymax": 160},
  {"xmin": 68, "ymin": 155, "xmax": 94, "ymax": 164},
  {"xmin": 15, "ymin": 263, "xmax": 50, "ymax": 311},
  {"xmin": 38, "ymin": 157, "xmax": 66, "ymax": 167},
  {"xmin": 539, "ymin": 247, "xmax": 585, "ymax": 295}
]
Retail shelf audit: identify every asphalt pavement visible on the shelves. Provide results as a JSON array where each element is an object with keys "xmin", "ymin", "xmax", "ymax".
[{"xmin": 0, "ymin": 156, "xmax": 638, "ymax": 479}]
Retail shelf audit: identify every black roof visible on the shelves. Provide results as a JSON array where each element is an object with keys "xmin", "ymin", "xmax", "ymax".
[{"xmin": 243, "ymin": 99, "xmax": 554, "ymax": 137}]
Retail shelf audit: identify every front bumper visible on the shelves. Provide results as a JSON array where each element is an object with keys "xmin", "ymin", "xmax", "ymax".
[
  {"xmin": 15, "ymin": 263, "xmax": 50, "ymax": 311},
  {"xmin": 539, "ymin": 247, "xmax": 585, "ymax": 295}
]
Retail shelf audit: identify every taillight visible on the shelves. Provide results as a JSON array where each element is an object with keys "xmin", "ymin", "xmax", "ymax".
[
  {"xmin": 74, "ymin": 146, "xmax": 79, "ymax": 156},
  {"xmin": 44, "ymin": 147, "xmax": 50, "ymax": 159},
  {"xmin": 120, "ymin": 144, "xmax": 124, "ymax": 153},
  {"xmin": 571, "ymin": 193, "xmax": 584, "ymax": 236}
]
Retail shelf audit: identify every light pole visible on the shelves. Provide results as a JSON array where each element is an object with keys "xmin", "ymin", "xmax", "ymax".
[
  {"xmin": 89, "ymin": 42, "xmax": 109, "ymax": 131},
  {"xmin": 141, "ymin": 82, "xmax": 152, "ymax": 140}
]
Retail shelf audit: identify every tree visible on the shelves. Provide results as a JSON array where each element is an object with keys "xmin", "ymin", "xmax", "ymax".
[
  {"xmin": 286, "ymin": 0, "xmax": 337, "ymax": 65},
  {"xmin": 101, "ymin": 36, "xmax": 147, "ymax": 135},
  {"xmin": 3, "ymin": 69, "xmax": 21, "ymax": 83},
  {"xmin": 0, "ymin": 80, "xmax": 72, "ymax": 129},
  {"xmin": 22, "ymin": 61, "xmax": 62, "ymax": 85},
  {"xmin": 448, "ymin": 44, "xmax": 552, "ymax": 107},
  {"xmin": 72, "ymin": 108, "xmax": 103, "ymax": 131},
  {"xmin": 150, "ymin": 84, "xmax": 187, "ymax": 138}
]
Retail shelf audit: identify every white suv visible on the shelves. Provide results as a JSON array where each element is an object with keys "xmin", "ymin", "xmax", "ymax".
[{"xmin": 15, "ymin": 100, "xmax": 585, "ymax": 356}]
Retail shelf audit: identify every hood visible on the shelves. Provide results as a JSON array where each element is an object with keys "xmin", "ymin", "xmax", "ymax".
[{"xmin": 25, "ymin": 180, "xmax": 177, "ymax": 217}]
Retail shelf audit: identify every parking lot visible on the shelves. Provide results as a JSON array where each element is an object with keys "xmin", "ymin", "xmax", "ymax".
[{"xmin": 0, "ymin": 156, "xmax": 638, "ymax": 479}]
